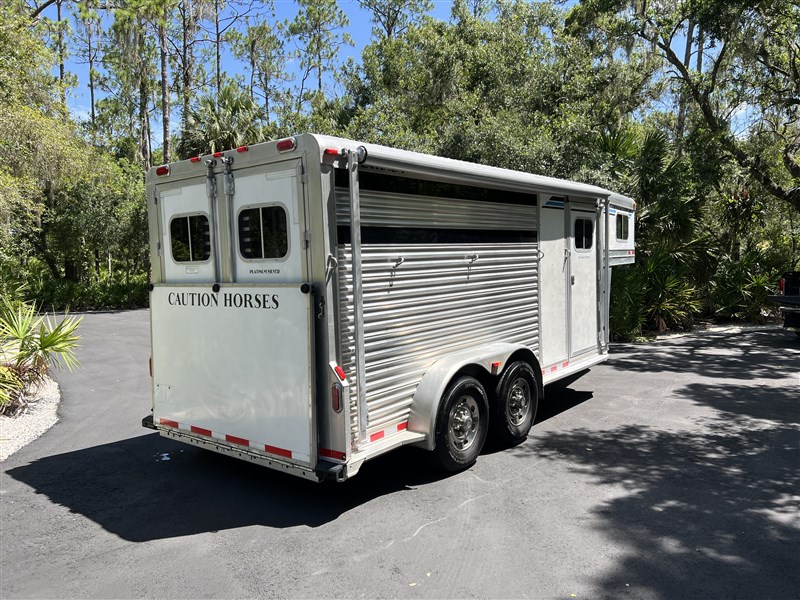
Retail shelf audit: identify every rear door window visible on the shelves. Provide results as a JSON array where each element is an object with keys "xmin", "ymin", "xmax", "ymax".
[
  {"xmin": 238, "ymin": 204, "xmax": 289, "ymax": 260},
  {"xmin": 170, "ymin": 214, "xmax": 211, "ymax": 262}
]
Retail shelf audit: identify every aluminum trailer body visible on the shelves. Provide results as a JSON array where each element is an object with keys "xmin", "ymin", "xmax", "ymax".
[{"xmin": 143, "ymin": 134, "xmax": 636, "ymax": 481}]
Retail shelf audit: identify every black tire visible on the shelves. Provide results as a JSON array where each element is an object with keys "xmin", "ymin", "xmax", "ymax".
[
  {"xmin": 432, "ymin": 376, "xmax": 490, "ymax": 472},
  {"xmin": 491, "ymin": 361, "xmax": 538, "ymax": 446}
]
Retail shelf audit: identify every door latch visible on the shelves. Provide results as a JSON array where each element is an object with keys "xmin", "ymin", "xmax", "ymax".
[
  {"xmin": 317, "ymin": 295, "xmax": 326, "ymax": 319},
  {"xmin": 571, "ymin": 275, "xmax": 575, "ymax": 285}
]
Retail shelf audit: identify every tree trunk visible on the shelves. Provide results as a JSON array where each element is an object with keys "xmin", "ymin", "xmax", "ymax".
[
  {"xmin": 675, "ymin": 18, "xmax": 694, "ymax": 154},
  {"xmin": 139, "ymin": 48, "xmax": 152, "ymax": 170},
  {"xmin": 160, "ymin": 18, "xmax": 171, "ymax": 163},
  {"xmin": 181, "ymin": 0, "xmax": 194, "ymax": 145},
  {"xmin": 248, "ymin": 38, "xmax": 256, "ymax": 100},
  {"xmin": 87, "ymin": 17, "xmax": 97, "ymax": 142},
  {"xmin": 57, "ymin": 0, "xmax": 66, "ymax": 106},
  {"xmin": 215, "ymin": 0, "xmax": 222, "ymax": 100}
]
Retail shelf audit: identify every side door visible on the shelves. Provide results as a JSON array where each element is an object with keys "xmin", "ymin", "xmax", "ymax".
[
  {"xmin": 569, "ymin": 202, "xmax": 599, "ymax": 357},
  {"xmin": 231, "ymin": 160, "xmax": 307, "ymax": 284}
]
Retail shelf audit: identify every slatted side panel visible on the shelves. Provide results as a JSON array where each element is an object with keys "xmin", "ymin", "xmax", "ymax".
[
  {"xmin": 336, "ymin": 185, "xmax": 539, "ymax": 443},
  {"xmin": 338, "ymin": 243, "xmax": 539, "ymax": 441},
  {"xmin": 335, "ymin": 189, "xmax": 536, "ymax": 230}
]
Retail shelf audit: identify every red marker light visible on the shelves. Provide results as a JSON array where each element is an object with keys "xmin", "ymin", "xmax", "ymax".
[
  {"xmin": 155, "ymin": 165, "xmax": 170, "ymax": 176},
  {"xmin": 276, "ymin": 137, "xmax": 296, "ymax": 152},
  {"xmin": 324, "ymin": 148, "xmax": 341, "ymax": 156},
  {"xmin": 236, "ymin": 145, "xmax": 248, "ymax": 153},
  {"xmin": 334, "ymin": 365, "xmax": 346, "ymax": 381},
  {"xmin": 212, "ymin": 151, "xmax": 223, "ymax": 158},
  {"xmin": 331, "ymin": 383, "xmax": 343, "ymax": 413},
  {"xmin": 190, "ymin": 156, "xmax": 201, "ymax": 163}
]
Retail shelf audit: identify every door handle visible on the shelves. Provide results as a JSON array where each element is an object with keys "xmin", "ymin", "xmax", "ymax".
[{"xmin": 571, "ymin": 275, "xmax": 575, "ymax": 285}]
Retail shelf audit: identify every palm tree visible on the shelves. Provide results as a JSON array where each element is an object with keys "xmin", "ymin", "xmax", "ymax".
[{"xmin": 177, "ymin": 82, "xmax": 266, "ymax": 158}]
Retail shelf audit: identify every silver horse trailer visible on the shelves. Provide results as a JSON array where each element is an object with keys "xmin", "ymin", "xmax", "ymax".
[{"xmin": 142, "ymin": 133, "xmax": 636, "ymax": 481}]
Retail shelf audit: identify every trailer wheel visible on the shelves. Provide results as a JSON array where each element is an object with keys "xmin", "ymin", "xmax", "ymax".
[
  {"xmin": 432, "ymin": 376, "xmax": 489, "ymax": 472},
  {"xmin": 491, "ymin": 361, "xmax": 538, "ymax": 446}
]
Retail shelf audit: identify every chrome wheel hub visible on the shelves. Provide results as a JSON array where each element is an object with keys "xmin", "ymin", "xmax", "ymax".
[
  {"xmin": 507, "ymin": 378, "xmax": 530, "ymax": 427},
  {"xmin": 449, "ymin": 395, "xmax": 480, "ymax": 451}
]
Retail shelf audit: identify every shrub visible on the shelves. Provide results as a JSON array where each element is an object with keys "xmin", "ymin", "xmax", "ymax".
[
  {"xmin": 29, "ymin": 275, "xmax": 149, "ymax": 312},
  {"xmin": 0, "ymin": 294, "xmax": 81, "ymax": 416},
  {"xmin": 711, "ymin": 250, "xmax": 781, "ymax": 323}
]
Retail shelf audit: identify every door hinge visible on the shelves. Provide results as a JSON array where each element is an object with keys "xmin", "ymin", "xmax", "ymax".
[
  {"xmin": 303, "ymin": 230, "xmax": 311, "ymax": 249},
  {"xmin": 153, "ymin": 193, "xmax": 158, "ymax": 205},
  {"xmin": 156, "ymin": 242, "xmax": 162, "ymax": 257},
  {"xmin": 300, "ymin": 173, "xmax": 309, "ymax": 184}
]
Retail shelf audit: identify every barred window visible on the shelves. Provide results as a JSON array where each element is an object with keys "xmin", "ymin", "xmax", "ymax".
[
  {"xmin": 170, "ymin": 214, "xmax": 211, "ymax": 262},
  {"xmin": 616, "ymin": 214, "xmax": 630, "ymax": 240},
  {"xmin": 574, "ymin": 218, "xmax": 593, "ymax": 250},
  {"xmin": 238, "ymin": 205, "xmax": 288, "ymax": 259}
]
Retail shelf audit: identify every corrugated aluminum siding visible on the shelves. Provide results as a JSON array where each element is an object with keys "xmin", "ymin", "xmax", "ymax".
[
  {"xmin": 336, "ymin": 189, "xmax": 539, "ymax": 443},
  {"xmin": 335, "ymin": 189, "xmax": 536, "ymax": 230}
]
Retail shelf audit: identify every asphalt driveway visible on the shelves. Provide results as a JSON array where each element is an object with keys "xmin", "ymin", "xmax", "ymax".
[{"xmin": 1, "ymin": 311, "xmax": 798, "ymax": 599}]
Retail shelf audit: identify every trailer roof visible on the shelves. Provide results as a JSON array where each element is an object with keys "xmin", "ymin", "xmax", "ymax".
[{"xmin": 308, "ymin": 134, "xmax": 635, "ymax": 209}]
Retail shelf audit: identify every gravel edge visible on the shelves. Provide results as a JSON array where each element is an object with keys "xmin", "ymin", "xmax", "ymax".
[{"xmin": 0, "ymin": 377, "xmax": 60, "ymax": 462}]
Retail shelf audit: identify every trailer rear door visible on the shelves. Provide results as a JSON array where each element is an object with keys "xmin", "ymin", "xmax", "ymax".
[
  {"xmin": 150, "ymin": 284, "xmax": 315, "ymax": 465},
  {"xmin": 158, "ymin": 181, "xmax": 217, "ymax": 283},
  {"xmin": 151, "ymin": 157, "xmax": 316, "ymax": 468}
]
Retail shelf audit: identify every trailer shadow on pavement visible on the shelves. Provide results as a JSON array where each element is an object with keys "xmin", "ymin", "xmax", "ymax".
[
  {"xmin": 509, "ymin": 330, "xmax": 800, "ymax": 600},
  {"xmin": 5, "ymin": 433, "xmax": 448, "ymax": 541},
  {"xmin": 611, "ymin": 328, "xmax": 798, "ymax": 380}
]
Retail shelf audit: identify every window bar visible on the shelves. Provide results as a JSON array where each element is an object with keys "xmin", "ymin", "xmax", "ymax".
[
  {"xmin": 187, "ymin": 217, "xmax": 193, "ymax": 261},
  {"xmin": 259, "ymin": 207, "xmax": 265, "ymax": 259}
]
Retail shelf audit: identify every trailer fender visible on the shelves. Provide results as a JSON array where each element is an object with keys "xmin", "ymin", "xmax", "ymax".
[{"xmin": 408, "ymin": 343, "xmax": 538, "ymax": 451}]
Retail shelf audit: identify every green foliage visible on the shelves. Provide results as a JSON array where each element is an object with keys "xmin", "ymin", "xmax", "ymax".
[
  {"xmin": 0, "ymin": 4, "xmax": 148, "ymax": 310},
  {"xmin": 1, "ymin": 0, "xmax": 798, "ymax": 329},
  {"xmin": 711, "ymin": 251, "xmax": 780, "ymax": 323},
  {"xmin": 289, "ymin": 0, "xmax": 353, "ymax": 101},
  {"xmin": 177, "ymin": 81, "xmax": 267, "ymax": 156},
  {"xmin": 0, "ymin": 292, "xmax": 82, "ymax": 416},
  {"xmin": 611, "ymin": 249, "xmax": 703, "ymax": 339},
  {"xmin": 29, "ymin": 275, "xmax": 150, "ymax": 312},
  {"xmin": 0, "ymin": 0, "xmax": 63, "ymax": 113}
]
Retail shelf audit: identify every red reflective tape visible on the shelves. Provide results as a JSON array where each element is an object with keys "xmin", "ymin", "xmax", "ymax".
[
  {"xmin": 370, "ymin": 430, "xmax": 385, "ymax": 442},
  {"xmin": 320, "ymin": 448, "xmax": 346, "ymax": 460},
  {"xmin": 191, "ymin": 425, "xmax": 212, "ymax": 437},
  {"xmin": 159, "ymin": 418, "xmax": 179, "ymax": 428},
  {"xmin": 562, "ymin": 361, "xmax": 569, "ymax": 368},
  {"xmin": 397, "ymin": 421, "xmax": 408, "ymax": 432},
  {"xmin": 226, "ymin": 434, "xmax": 249, "ymax": 447},
  {"xmin": 265, "ymin": 444, "xmax": 292, "ymax": 458}
]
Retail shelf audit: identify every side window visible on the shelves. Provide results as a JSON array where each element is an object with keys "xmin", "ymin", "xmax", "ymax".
[
  {"xmin": 238, "ymin": 205, "xmax": 288, "ymax": 259},
  {"xmin": 170, "ymin": 214, "xmax": 211, "ymax": 263},
  {"xmin": 616, "ymin": 214, "xmax": 629, "ymax": 240},
  {"xmin": 574, "ymin": 218, "xmax": 593, "ymax": 251}
]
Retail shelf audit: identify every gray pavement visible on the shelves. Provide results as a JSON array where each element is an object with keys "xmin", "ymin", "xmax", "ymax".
[{"xmin": 1, "ymin": 310, "xmax": 798, "ymax": 599}]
